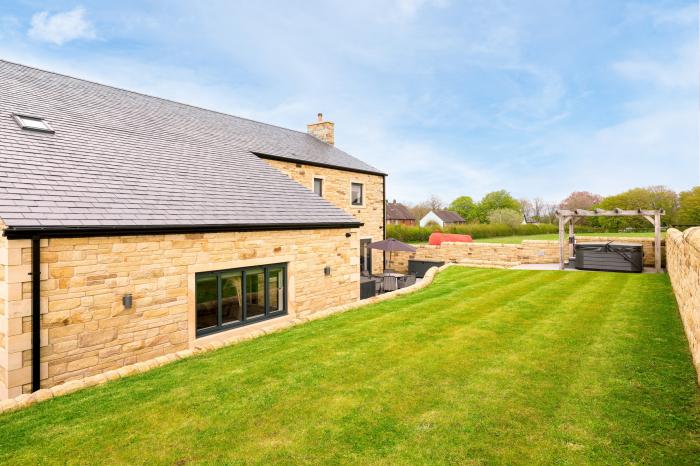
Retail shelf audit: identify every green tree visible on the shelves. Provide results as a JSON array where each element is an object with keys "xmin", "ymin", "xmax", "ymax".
[
  {"xmin": 677, "ymin": 187, "xmax": 700, "ymax": 226},
  {"xmin": 449, "ymin": 196, "xmax": 477, "ymax": 222},
  {"xmin": 477, "ymin": 190, "xmax": 521, "ymax": 223},
  {"xmin": 487, "ymin": 208, "xmax": 522, "ymax": 227},
  {"xmin": 596, "ymin": 186, "xmax": 678, "ymax": 230},
  {"xmin": 558, "ymin": 191, "xmax": 603, "ymax": 227}
]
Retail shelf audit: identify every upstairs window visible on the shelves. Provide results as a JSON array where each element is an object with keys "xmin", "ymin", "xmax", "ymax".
[
  {"xmin": 351, "ymin": 182, "xmax": 364, "ymax": 206},
  {"xmin": 313, "ymin": 177, "xmax": 323, "ymax": 196},
  {"xmin": 13, "ymin": 114, "xmax": 54, "ymax": 133}
]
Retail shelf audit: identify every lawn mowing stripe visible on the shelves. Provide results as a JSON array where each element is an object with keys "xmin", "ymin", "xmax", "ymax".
[
  {"xmin": 542, "ymin": 274, "xmax": 700, "ymax": 464},
  {"xmin": 506, "ymin": 272, "xmax": 635, "ymax": 464},
  {"xmin": 0, "ymin": 269, "xmax": 696, "ymax": 466},
  {"xmin": 270, "ymin": 270, "xmax": 608, "ymax": 462},
  {"xmin": 376, "ymin": 271, "xmax": 623, "ymax": 464}
]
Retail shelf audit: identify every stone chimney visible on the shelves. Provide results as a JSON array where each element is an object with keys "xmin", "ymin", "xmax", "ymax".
[{"xmin": 307, "ymin": 113, "xmax": 334, "ymax": 146}]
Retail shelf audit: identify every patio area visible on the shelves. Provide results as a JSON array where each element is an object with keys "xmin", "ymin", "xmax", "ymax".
[{"xmin": 361, "ymin": 237, "xmax": 420, "ymax": 299}]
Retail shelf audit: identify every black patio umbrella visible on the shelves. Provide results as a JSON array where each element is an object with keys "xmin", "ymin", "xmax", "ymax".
[{"xmin": 367, "ymin": 238, "xmax": 417, "ymax": 271}]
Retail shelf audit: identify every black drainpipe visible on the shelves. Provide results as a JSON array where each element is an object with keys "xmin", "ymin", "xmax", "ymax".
[
  {"xmin": 382, "ymin": 176, "xmax": 387, "ymax": 266},
  {"xmin": 31, "ymin": 236, "xmax": 41, "ymax": 392}
]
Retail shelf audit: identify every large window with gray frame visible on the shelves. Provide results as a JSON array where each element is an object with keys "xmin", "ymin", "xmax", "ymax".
[{"xmin": 195, "ymin": 263, "xmax": 287, "ymax": 336}]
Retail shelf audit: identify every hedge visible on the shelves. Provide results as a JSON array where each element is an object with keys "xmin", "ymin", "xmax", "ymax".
[{"xmin": 386, "ymin": 223, "xmax": 603, "ymax": 243}]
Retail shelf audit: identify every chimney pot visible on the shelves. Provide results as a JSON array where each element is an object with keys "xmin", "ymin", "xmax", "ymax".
[{"xmin": 317, "ymin": 113, "xmax": 323, "ymax": 122}]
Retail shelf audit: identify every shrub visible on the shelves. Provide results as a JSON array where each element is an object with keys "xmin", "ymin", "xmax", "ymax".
[
  {"xmin": 487, "ymin": 209, "xmax": 522, "ymax": 227},
  {"xmin": 385, "ymin": 223, "xmax": 604, "ymax": 243}
]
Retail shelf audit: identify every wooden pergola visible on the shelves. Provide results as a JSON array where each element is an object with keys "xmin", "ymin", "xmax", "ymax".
[{"xmin": 554, "ymin": 208, "xmax": 664, "ymax": 273}]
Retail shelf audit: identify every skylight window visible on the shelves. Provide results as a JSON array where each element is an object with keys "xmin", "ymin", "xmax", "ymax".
[{"xmin": 12, "ymin": 114, "xmax": 54, "ymax": 133}]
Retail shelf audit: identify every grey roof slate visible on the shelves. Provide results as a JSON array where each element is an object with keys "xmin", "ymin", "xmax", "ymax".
[
  {"xmin": 434, "ymin": 210, "xmax": 465, "ymax": 223},
  {"xmin": 0, "ymin": 60, "xmax": 383, "ymax": 231},
  {"xmin": 386, "ymin": 201, "xmax": 414, "ymax": 221}
]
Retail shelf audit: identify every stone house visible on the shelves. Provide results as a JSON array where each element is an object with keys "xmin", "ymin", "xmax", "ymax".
[
  {"xmin": 0, "ymin": 61, "xmax": 386, "ymax": 399},
  {"xmin": 386, "ymin": 201, "xmax": 416, "ymax": 226},
  {"xmin": 419, "ymin": 210, "xmax": 466, "ymax": 228}
]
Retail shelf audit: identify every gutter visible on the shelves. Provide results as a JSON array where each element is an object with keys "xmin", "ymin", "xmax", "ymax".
[
  {"xmin": 31, "ymin": 236, "xmax": 40, "ymax": 392},
  {"xmin": 4, "ymin": 221, "xmax": 364, "ymax": 240}
]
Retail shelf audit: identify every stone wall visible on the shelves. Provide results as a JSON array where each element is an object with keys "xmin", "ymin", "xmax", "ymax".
[
  {"xmin": 665, "ymin": 228, "xmax": 700, "ymax": 383},
  {"xmin": 262, "ymin": 158, "xmax": 385, "ymax": 274},
  {"xmin": 391, "ymin": 236, "xmax": 664, "ymax": 272},
  {"xmin": 391, "ymin": 240, "xmax": 559, "ymax": 272},
  {"xmin": 0, "ymin": 236, "xmax": 7, "ymax": 397},
  {"xmin": 0, "ymin": 228, "xmax": 359, "ymax": 399}
]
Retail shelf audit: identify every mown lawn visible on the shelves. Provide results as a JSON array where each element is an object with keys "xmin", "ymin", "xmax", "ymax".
[
  {"xmin": 0, "ymin": 268, "xmax": 698, "ymax": 465},
  {"xmin": 475, "ymin": 231, "xmax": 659, "ymax": 244}
]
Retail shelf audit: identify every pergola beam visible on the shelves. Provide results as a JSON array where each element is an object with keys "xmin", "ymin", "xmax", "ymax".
[{"xmin": 555, "ymin": 208, "xmax": 665, "ymax": 217}]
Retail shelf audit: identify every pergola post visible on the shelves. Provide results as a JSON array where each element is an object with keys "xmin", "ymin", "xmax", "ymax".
[
  {"xmin": 568, "ymin": 217, "xmax": 575, "ymax": 262},
  {"xmin": 654, "ymin": 212, "xmax": 661, "ymax": 273},
  {"xmin": 558, "ymin": 215, "xmax": 565, "ymax": 270}
]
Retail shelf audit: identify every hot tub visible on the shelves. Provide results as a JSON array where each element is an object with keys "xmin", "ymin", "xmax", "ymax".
[{"xmin": 574, "ymin": 242, "xmax": 643, "ymax": 273}]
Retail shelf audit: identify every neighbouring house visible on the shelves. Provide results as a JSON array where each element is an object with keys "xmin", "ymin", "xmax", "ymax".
[
  {"xmin": 386, "ymin": 200, "xmax": 416, "ymax": 226},
  {"xmin": 0, "ymin": 60, "xmax": 386, "ymax": 399},
  {"xmin": 419, "ymin": 210, "xmax": 466, "ymax": 228}
]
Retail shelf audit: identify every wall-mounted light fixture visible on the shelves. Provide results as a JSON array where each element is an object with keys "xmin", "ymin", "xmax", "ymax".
[
  {"xmin": 122, "ymin": 294, "xmax": 133, "ymax": 309},
  {"xmin": 324, "ymin": 266, "xmax": 331, "ymax": 276}
]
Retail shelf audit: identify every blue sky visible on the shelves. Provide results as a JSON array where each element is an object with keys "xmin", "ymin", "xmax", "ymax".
[{"xmin": 0, "ymin": 1, "xmax": 697, "ymax": 205}]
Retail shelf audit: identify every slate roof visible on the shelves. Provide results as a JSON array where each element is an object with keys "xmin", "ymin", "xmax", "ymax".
[
  {"xmin": 0, "ymin": 60, "xmax": 384, "ymax": 235},
  {"xmin": 386, "ymin": 201, "xmax": 414, "ymax": 221},
  {"xmin": 434, "ymin": 210, "xmax": 465, "ymax": 223}
]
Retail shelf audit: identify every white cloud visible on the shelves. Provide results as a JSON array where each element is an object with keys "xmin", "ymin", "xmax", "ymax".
[
  {"xmin": 28, "ymin": 7, "xmax": 95, "ymax": 45},
  {"xmin": 632, "ymin": 2, "xmax": 698, "ymax": 27},
  {"xmin": 394, "ymin": 0, "xmax": 449, "ymax": 19},
  {"xmin": 516, "ymin": 103, "xmax": 698, "ymax": 201},
  {"xmin": 613, "ymin": 41, "xmax": 698, "ymax": 90}
]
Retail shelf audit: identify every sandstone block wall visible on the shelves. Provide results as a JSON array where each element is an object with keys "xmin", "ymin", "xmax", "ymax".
[
  {"xmin": 263, "ymin": 158, "xmax": 385, "ymax": 274},
  {"xmin": 0, "ymin": 228, "xmax": 359, "ymax": 399},
  {"xmin": 391, "ymin": 236, "xmax": 664, "ymax": 272},
  {"xmin": 665, "ymin": 228, "xmax": 700, "ymax": 383}
]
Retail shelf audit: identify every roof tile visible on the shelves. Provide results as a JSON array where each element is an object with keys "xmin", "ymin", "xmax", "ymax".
[{"xmin": 0, "ymin": 60, "xmax": 381, "ymax": 230}]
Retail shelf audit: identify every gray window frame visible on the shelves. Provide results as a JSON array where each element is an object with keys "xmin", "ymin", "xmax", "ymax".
[
  {"xmin": 313, "ymin": 177, "xmax": 323, "ymax": 196},
  {"xmin": 351, "ymin": 182, "xmax": 364, "ymax": 206},
  {"xmin": 195, "ymin": 262, "xmax": 287, "ymax": 337}
]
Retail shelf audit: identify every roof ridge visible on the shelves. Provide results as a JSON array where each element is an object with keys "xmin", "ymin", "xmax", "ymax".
[{"xmin": 0, "ymin": 58, "xmax": 325, "ymax": 141}]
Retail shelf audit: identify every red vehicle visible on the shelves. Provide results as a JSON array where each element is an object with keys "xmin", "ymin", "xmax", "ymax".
[{"xmin": 428, "ymin": 232, "xmax": 473, "ymax": 246}]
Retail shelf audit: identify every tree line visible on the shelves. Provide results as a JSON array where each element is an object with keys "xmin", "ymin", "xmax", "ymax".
[{"xmin": 404, "ymin": 185, "xmax": 700, "ymax": 229}]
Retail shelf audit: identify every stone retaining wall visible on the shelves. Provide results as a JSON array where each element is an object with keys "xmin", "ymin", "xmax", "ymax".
[
  {"xmin": 665, "ymin": 228, "xmax": 700, "ymax": 383},
  {"xmin": 391, "ymin": 236, "xmax": 664, "ymax": 272}
]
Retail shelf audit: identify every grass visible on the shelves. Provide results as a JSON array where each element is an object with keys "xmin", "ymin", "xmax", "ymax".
[
  {"xmin": 1, "ymin": 268, "xmax": 698, "ymax": 464},
  {"xmin": 475, "ymin": 231, "xmax": 659, "ymax": 244}
]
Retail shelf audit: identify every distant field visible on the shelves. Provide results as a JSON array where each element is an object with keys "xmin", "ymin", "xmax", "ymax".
[{"xmin": 475, "ymin": 232, "xmax": 659, "ymax": 244}]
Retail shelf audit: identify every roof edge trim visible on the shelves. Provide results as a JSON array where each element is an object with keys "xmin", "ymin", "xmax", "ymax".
[
  {"xmin": 3, "ymin": 221, "xmax": 364, "ymax": 239},
  {"xmin": 254, "ymin": 152, "xmax": 387, "ymax": 177}
]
